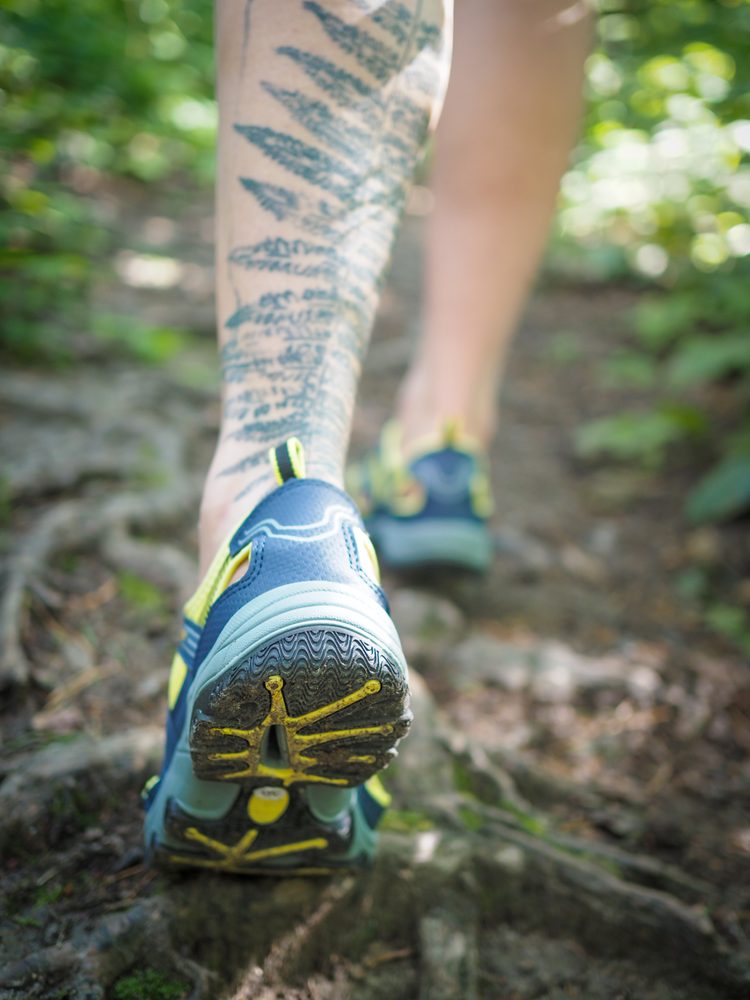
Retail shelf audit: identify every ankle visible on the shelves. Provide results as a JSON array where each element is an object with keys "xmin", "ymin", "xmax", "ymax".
[
  {"xmin": 199, "ymin": 479, "xmax": 272, "ymax": 576},
  {"xmin": 396, "ymin": 370, "xmax": 496, "ymax": 455},
  {"xmin": 197, "ymin": 437, "xmax": 271, "ymax": 572},
  {"xmin": 198, "ymin": 435, "xmax": 346, "ymax": 575}
]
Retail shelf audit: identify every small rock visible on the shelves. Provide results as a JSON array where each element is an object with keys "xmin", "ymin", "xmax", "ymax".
[
  {"xmin": 134, "ymin": 668, "xmax": 168, "ymax": 701},
  {"xmin": 450, "ymin": 633, "xmax": 531, "ymax": 692},
  {"xmin": 626, "ymin": 665, "xmax": 661, "ymax": 703},
  {"xmin": 43, "ymin": 921, "xmax": 61, "ymax": 947},
  {"xmin": 592, "ymin": 808, "xmax": 645, "ymax": 840},
  {"xmin": 102, "ymin": 833, "xmax": 126, "ymax": 857},
  {"xmin": 731, "ymin": 827, "xmax": 750, "ymax": 855},
  {"xmin": 59, "ymin": 637, "xmax": 95, "ymax": 673},
  {"xmin": 530, "ymin": 642, "xmax": 627, "ymax": 703},
  {"xmin": 736, "ymin": 578, "xmax": 750, "ymax": 606},
  {"xmin": 414, "ymin": 830, "xmax": 442, "ymax": 865},
  {"xmin": 388, "ymin": 669, "xmax": 454, "ymax": 807},
  {"xmin": 492, "ymin": 844, "xmax": 525, "ymax": 874},
  {"xmin": 32, "ymin": 706, "xmax": 84, "ymax": 735},
  {"xmin": 707, "ymin": 711, "xmax": 731, "ymax": 741},
  {"xmin": 647, "ymin": 811, "xmax": 689, "ymax": 850},
  {"xmin": 586, "ymin": 468, "xmax": 652, "ymax": 507},
  {"xmin": 390, "ymin": 588, "xmax": 465, "ymax": 662},
  {"xmin": 530, "ymin": 658, "xmax": 575, "ymax": 703},
  {"xmin": 0, "ymin": 728, "xmax": 162, "ymax": 803},
  {"xmin": 587, "ymin": 521, "xmax": 619, "ymax": 558},
  {"xmin": 112, "ymin": 846, "xmax": 144, "ymax": 872},
  {"xmin": 493, "ymin": 527, "xmax": 553, "ymax": 572},
  {"xmin": 418, "ymin": 911, "xmax": 478, "ymax": 1000},
  {"xmin": 560, "ymin": 544, "xmax": 606, "ymax": 584},
  {"xmin": 685, "ymin": 526, "xmax": 723, "ymax": 565}
]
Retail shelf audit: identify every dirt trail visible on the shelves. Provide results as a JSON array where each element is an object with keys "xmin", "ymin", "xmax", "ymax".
[{"xmin": 1, "ymin": 193, "xmax": 749, "ymax": 999}]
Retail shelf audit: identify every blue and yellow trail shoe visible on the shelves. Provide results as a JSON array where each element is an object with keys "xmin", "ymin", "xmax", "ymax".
[
  {"xmin": 143, "ymin": 438, "xmax": 408, "ymax": 874},
  {"xmin": 347, "ymin": 420, "xmax": 494, "ymax": 572}
]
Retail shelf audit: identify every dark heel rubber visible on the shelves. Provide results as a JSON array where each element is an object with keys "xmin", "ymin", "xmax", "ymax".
[{"xmin": 189, "ymin": 627, "xmax": 411, "ymax": 790}]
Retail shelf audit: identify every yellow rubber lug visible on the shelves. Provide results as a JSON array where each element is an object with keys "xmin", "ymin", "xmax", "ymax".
[
  {"xmin": 167, "ymin": 653, "xmax": 188, "ymax": 710},
  {"xmin": 170, "ymin": 826, "xmax": 328, "ymax": 869},
  {"xmin": 247, "ymin": 787, "xmax": 290, "ymax": 825},
  {"xmin": 208, "ymin": 675, "xmax": 392, "ymax": 786}
]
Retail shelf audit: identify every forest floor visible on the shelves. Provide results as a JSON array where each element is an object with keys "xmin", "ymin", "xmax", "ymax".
[{"xmin": 1, "ymin": 184, "xmax": 749, "ymax": 999}]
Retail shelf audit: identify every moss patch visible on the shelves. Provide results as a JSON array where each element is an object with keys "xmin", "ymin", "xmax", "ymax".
[
  {"xmin": 113, "ymin": 968, "xmax": 188, "ymax": 1000},
  {"xmin": 117, "ymin": 572, "xmax": 166, "ymax": 614}
]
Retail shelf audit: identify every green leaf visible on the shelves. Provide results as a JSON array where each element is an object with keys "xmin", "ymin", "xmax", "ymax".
[
  {"xmin": 117, "ymin": 571, "xmax": 166, "ymax": 613},
  {"xmin": 632, "ymin": 294, "xmax": 700, "ymax": 350},
  {"xmin": 576, "ymin": 405, "xmax": 706, "ymax": 466},
  {"xmin": 601, "ymin": 350, "xmax": 658, "ymax": 389},
  {"xmin": 686, "ymin": 454, "xmax": 750, "ymax": 523},
  {"xmin": 92, "ymin": 313, "xmax": 190, "ymax": 364},
  {"xmin": 667, "ymin": 333, "xmax": 750, "ymax": 387},
  {"xmin": 704, "ymin": 604, "xmax": 750, "ymax": 655}
]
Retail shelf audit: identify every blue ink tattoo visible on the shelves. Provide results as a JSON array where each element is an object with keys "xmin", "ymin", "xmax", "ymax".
[{"xmin": 219, "ymin": 0, "xmax": 447, "ymax": 492}]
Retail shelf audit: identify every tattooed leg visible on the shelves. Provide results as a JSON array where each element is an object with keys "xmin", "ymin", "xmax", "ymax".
[
  {"xmin": 201, "ymin": 0, "xmax": 451, "ymax": 571},
  {"xmin": 397, "ymin": 0, "xmax": 592, "ymax": 449}
]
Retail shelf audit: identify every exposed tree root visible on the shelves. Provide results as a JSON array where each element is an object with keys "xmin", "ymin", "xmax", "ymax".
[
  {"xmin": 2, "ymin": 680, "xmax": 747, "ymax": 1000},
  {"xmin": 1, "ymin": 362, "xmax": 748, "ymax": 999},
  {"xmin": 447, "ymin": 737, "xmax": 713, "ymax": 901},
  {"xmin": 0, "ymin": 943, "xmax": 79, "ymax": 993},
  {"xmin": 101, "ymin": 526, "xmax": 197, "ymax": 603},
  {"xmin": 0, "ymin": 370, "xmax": 208, "ymax": 687},
  {"xmin": 0, "ymin": 728, "xmax": 161, "ymax": 857},
  {"xmin": 0, "ymin": 480, "xmax": 200, "ymax": 687}
]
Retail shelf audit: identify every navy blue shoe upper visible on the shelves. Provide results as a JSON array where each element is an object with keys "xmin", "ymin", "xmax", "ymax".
[
  {"xmin": 405, "ymin": 448, "xmax": 485, "ymax": 523},
  {"xmin": 197, "ymin": 478, "xmax": 388, "ymax": 666}
]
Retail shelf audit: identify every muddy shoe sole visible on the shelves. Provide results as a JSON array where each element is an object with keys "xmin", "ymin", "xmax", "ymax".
[
  {"xmin": 191, "ymin": 627, "xmax": 410, "ymax": 788},
  {"xmin": 145, "ymin": 590, "xmax": 409, "ymax": 874}
]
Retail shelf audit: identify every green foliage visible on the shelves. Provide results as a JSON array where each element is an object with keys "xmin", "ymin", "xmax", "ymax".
[
  {"xmin": 632, "ymin": 293, "xmax": 706, "ymax": 349},
  {"xmin": 600, "ymin": 350, "xmax": 658, "ymax": 389},
  {"xmin": 457, "ymin": 804, "xmax": 484, "ymax": 833},
  {"xmin": 577, "ymin": 270, "xmax": 750, "ymax": 518},
  {"xmin": 34, "ymin": 883, "xmax": 62, "ymax": 907},
  {"xmin": 93, "ymin": 312, "xmax": 193, "ymax": 364},
  {"xmin": 563, "ymin": 0, "xmax": 750, "ymax": 283},
  {"xmin": 117, "ymin": 571, "xmax": 165, "ymax": 613},
  {"xmin": 1, "ymin": 0, "xmax": 213, "ymax": 358},
  {"xmin": 676, "ymin": 565, "xmax": 750, "ymax": 654},
  {"xmin": 0, "ymin": 476, "xmax": 12, "ymax": 529},
  {"xmin": 570, "ymin": 1, "xmax": 750, "ymax": 522},
  {"xmin": 667, "ymin": 333, "xmax": 750, "ymax": 387},
  {"xmin": 577, "ymin": 404, "xmax": 707, "ymax": 466},
  {"xmin": 546, "ymin": 330, "xmax": 585, "ymax": 365},
  {"xmin": 3, "ymin": 0, "xmax": 749, "ymax": 525},
  {"xmin": 113, "ymin": 969, "xmax": 188, "ymax": 1000},
  {"xmin": 687, "ymin": 441, "xmax": 750, "ymax": 523},
  {"xmin": 704, "ymin": 602, "xmax": 750, "ymax": 655},
  {"xmin": 379, "ymin": 809, "xmax": 435, "ymax": 833}
]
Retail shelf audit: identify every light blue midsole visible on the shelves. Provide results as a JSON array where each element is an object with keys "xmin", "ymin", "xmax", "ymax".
[
  {"xmin": 368, "ymin": 515, "xmax": 492, "ymax": 570},
  {"xmin": 145, "ymin": 582, "xmax": 406, "ymax": 857}
]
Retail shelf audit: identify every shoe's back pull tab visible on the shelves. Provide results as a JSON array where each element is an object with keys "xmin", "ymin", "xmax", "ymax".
[
  {"xmin": 442, "ymin": 417, "xmax": 461, "ymax": 448},
  {"xmin": 269, "ymin": 437, "xmax": 306, "ymax": 485}
]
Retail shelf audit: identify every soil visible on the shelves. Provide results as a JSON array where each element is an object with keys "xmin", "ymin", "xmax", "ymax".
[{"xmin": 1, "ymin": 187, "xmax": 749, "ymax": 1000}]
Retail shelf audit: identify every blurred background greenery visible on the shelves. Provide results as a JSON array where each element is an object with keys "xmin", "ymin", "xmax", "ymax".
[{"xmin": 1, "ymin": 0, "xmax": 749, "ymax": 526}]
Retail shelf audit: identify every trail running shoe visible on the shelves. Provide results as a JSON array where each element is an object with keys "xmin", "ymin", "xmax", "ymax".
[
  {"xmin": 143, "ymin": 438, "xmax": 409, "ymax": 874},
  {"xmin": 347, "ymin": 420, "xmax": 494, "ymax": 572}
]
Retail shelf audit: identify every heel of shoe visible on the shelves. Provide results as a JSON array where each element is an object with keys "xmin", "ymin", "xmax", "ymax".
[
  {"xmin": 145, "ymin": 585, "xmax": 408, "ymax": 874},
  {"xmin": 190, "ymin": 625, "xmax": 411, "ymax": 789},
  {"xmin": 369, "ymin": 516, "xmax": 492, "ymax": 571}
]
